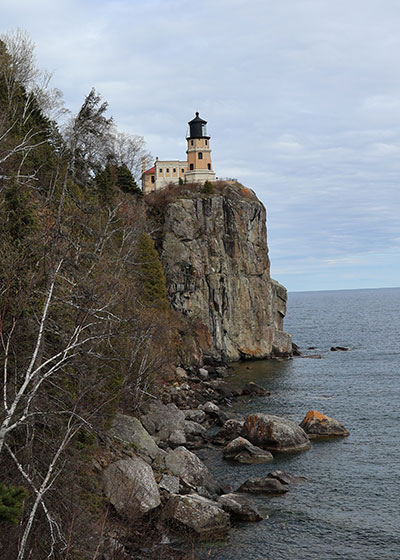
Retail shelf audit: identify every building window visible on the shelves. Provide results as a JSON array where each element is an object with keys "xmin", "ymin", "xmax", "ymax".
[
  {"xmin": 191, "ymin": 140, "xmax": 194, "ymax": 146},
  {"xmin": 190, "ymin": 163, "xmax": 194, "ymax": 170},
  {"xmin": 159, "ymin": 168, "xmax": 163, "ymax": 174},
  {"xmin": 207, "ymin": 164, "xmax": 211, "ymax": 170},
  {"xmin": 205, "ymin": 140, "xmax": 208, "ymax": 146},
  {"xmin": 151, "ymin": 176, "xmax": 155, "ymax": 183},
  {"xmin": 198, "ymin": 152, "xmax": 203, "ymax": 159},
  {"xmin": 166, "ymin": 168, "xmax": 169, "ymax": 173},
  {"xmin": 173, "ymin": 168, "xmax": 176, "ymax": 173},
  {"xmin": 181, "ymin": 168, "xmax": 185, "ymax": 173}
]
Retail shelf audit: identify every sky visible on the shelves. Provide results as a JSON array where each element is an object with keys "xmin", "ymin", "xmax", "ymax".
[{"xmin": 2, "ymin": 0, "xmax": 400, "ymax": 292}]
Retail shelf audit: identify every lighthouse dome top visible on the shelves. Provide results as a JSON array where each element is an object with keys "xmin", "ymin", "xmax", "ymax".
[{"xmin": 187, "ymin": 111, "xmax": 210, "ymax": 140}]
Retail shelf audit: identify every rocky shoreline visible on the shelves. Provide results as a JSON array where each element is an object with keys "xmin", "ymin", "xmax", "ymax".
[{"xmin": 98, "ymin": 361, "xmax": 349, "ymax": 559}]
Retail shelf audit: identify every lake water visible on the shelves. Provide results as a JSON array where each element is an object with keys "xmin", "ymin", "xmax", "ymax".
[{"xmin": 202, "ymin": 287, "xmax": 400, "ymax": 560}]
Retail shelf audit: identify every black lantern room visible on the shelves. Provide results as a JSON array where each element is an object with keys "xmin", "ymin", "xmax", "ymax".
[{"xmin": 187, "ymin": 112, "xmax": 210, "ymax": 139}]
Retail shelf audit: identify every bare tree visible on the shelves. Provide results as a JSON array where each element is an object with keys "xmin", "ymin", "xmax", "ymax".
[{"xmin": 111, "ymin": 130, "xmax": 152, "ymax": 182}]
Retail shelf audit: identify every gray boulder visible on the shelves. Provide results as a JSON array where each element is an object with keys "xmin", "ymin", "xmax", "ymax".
[
  {"xmin": 159, "ymin": 474, "xmax": 180, "ymax": 494},
  {"xmin": 184, "ymin": 409, "xmax": 206, "ymax": 423},
  {"xmin": 299, "ymin": 410, "xmax": 349, "ymax": 439},
  {"xmin": 103, "ymin": 457, "xmax": 161, "ymax": 518},
  {"xmin": 162, "ymin": 494, "xmax": 230, "ymax": 538},
  {"xmin": 109, "ymin": 413, "xmax": 164, "ymax": 459},
  {"xmin": 223, "ymin": 437, "xmax": 273, "ymax": 463},
  {"xmin": 165, "ymin": 446, "xmax": 222, "ymax": 496},
  {"xmin": 238, "ymin": 477, "xmax": 288, "ymax": 495},
  {"xmin": 241, "ymin": 413, "xmax": 311, "ymax": 453},
  {"xmin": 141, "ymin": 401, "xmax": 187, "ymax": 445},
  {"xmin": 218, "ymin": 493, "xmax": 263, "ymax": 522},
  {"xmin": 241, "ymin": 382, "xmax": 271, "ymax": 396},
  {"xmin": 267, "ymin": 470, "xmax": 307, "ymax": 485},
  {"xmin": 213, "ymin": 418, "xmax": 244, "ymax": 445}
]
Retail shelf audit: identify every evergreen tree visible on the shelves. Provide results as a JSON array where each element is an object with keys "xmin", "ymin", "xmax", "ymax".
[
  {"xmin": 202, "ymin": 180, "xmax": 215, "ymax": 194},
  {"xmin": 136, "ymin": 233, "xmax": 169, "ymax": 310},
  {"xmin": 116, "ymin": 163, "xmax": 141, "ymax": 196},
  {"xmin": 0, "ymin": 484, "xmax": 28, "ymax": 525}
]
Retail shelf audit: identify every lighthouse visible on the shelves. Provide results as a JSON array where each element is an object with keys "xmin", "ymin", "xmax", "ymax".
[{"xmin": 185, "ymin": 112, "xmax": 216, "ymax": 184}]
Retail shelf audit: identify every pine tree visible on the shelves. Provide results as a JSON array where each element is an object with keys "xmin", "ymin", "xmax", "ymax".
[
  {"xmin": 0, "ymin": 484, "xmax": 28, "ymax": 525},
  {"xmin": 116, "ymin": 164, "xmax": 141, "ymax": 196},
  {"xmin": 136, "ymin": 233, "xmax": 169, "ymax": 310}
]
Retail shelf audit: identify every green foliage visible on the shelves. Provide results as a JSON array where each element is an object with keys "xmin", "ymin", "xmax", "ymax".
[
  {"xmin": 202, "ymin": 180, "xmax": 215, "ymax": 194},
  {"xmin": 94, "ymin": 163, "xmax": 115, "ymax": 205},
  {"xmin": 116, "ymin": 163, "xmax": 141, "ymax": 196},
  {"xmin": 4, "ymin": 183, "xmax": 37, "ymax": 244},
  {"xmin": 0, "ymin": 483, "xmax": 28, "ymax": 524},
  {"xmin": 136, "ymin": 233, "xmax": 169, "ymax": 310}
]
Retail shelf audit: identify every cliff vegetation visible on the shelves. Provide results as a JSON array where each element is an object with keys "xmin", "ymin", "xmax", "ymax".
[{"xmin": 0, "ymin": 31, "xmax": 291, "ymax": 559}]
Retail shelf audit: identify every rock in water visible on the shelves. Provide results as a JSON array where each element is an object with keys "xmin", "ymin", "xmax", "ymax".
[
  {"xmin": 223, "ymin": 437, "xmax": 273, "ymax": 463},
  {"xmin": 238, "ymin": 477, "xmax": 288, "ymax": 495},
  {"xmin": 102, "ymin": 457, "xmax": 161, "ymax": 518},
  {"xmin": 162, "ymin": 494, "xmax": 230, "ymax": 538},
  {"xmin": 158, "ymin": 183, "xmax": 292, "ymax": 361},
  {"xmin": 217, "ymin": 493, "xmax": 263, "ymax": 522},
  {"xmin": 299, "ymin": 410, "xmax": 349, "ymax": 439},
  {"xmin": 241, "ymin": 413, "xmax": 311, "ymax": 453}
]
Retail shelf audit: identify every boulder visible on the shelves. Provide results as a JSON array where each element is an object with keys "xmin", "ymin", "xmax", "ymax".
[
  {"xmin": 299, "ymin": 410, "xmax": 349, "ymax": 439},
  {"xmin": 201, "ymin": 401, "xmax": 220, "ymax": 416},
  {"xmin": 159, "ymin": 474, "xmax": 180, "ymax": 494},
  {"xmin": 330, "ymin": 346, "xmax": 349, "ymax": 351},
  {"xmin": 103, "ymin": 457, "xmax": 161, "ymax": 518},
  {"xmin": 175, "ymin": 367, "xmax": 188, "ymax": 379},
  {"xmin": 213, "ymin": 418, "xmax": 244, "ymax": 445},
  {"xmin": 218, "ymin": 493, "xmax": 263, "ymax": 522},
  {"xmin": 238, "ymin": 477, "xmax": 288, "ymax": 495},
  {"xmin": 241, "ymin": 413, "xmax": 311, "ymax": 453},
  {"xmin": 267, "ymin": 470, "xmax": 307, "ymax": 485},
  {"xmin": 109, "ymin": 414, "xmax": 164, "ymax": 459},
  {"xmin": 165, "ymin": 446, "xmax": 222, "ymax": 496},
  {"xmin": 141, "ymin": 401, "xmax": 186, "ymax": 445},
  {"xmin": 241, "ymin": 382, "xmax": 270, "ymax": 397},
  {"xmin": 198, "ymin": 367, "xmax": 209, "ymax": 380},
  {"xmin": 162, "ymin": 494, "xmax": 230, "ymax": 538},
  {"xmin": 223, "ymin": 437, "xmax": 273, "ymax": 463},
  {"xmin": 183, "ymin": 409, "xmax": 206, "ymax": 423}
]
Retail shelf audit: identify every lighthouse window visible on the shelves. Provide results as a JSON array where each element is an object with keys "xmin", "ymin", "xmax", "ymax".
[
  {"xmin": 207, "ymin": 164, "xmax": 211, "ymax": 170},
  {"xmin": 191, "ymin": 140, "xmax": 194, "ymax": 146},
  {"xmin": 198, "ymin": 152, "xmax": 203, "ymax": 159},
  {"xmin": 205, "ymin": 140, "xmax": 208, "ymax": 146},
  {"xmin": 166, "ymin": 168, "xmax": 169, "ymax": 173},
  {"xmin": 173, "ymin": 168, "xmax": 176, "ymax": 173},
  {"xmin": 190, "ymin": 163, "xmax": 194, "ymax": 170}
]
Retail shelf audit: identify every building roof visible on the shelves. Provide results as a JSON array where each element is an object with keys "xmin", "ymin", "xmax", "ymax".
[{"xmin": 143, "ymin": 166, "xmax": 155, "ymax": 175}]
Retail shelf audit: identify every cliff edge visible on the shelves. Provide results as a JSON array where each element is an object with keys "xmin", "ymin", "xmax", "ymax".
[{"xmin": 151, "ymin": 182, "xmax": 292, "ymax": 361}]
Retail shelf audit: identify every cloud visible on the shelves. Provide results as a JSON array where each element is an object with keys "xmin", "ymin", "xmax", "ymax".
[{"xmin": 2, "ymin": 0, "xmax": 400, "ymax": 290}]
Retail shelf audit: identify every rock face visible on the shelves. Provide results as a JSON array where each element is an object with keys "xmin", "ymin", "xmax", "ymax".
[
  {"xmin": 299, "ymin": 410, "xmax": 350, "ymax": 439},
  {"xmin": 241, "ymin": 413, "xmax": 311, "ymax": 453},
  {"xmin": 158, "ymin": 183, "xmax": 292, "ymax": 361},
  {"xmin": 102, "ymin": 457, "xmax": 161, "ymax": 518}
]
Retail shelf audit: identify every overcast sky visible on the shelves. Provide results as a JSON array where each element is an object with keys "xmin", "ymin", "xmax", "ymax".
[{"xmin": 2, "ymin": 0, "xmax": 400, "ymax": 292}]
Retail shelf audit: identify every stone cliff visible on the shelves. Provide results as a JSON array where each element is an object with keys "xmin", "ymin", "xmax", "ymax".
[{"xmin": 152, "ymin": 182, "xmax": 292, "ymax": 361}]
